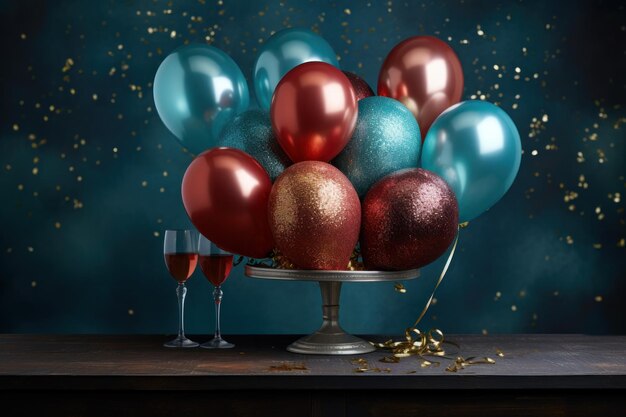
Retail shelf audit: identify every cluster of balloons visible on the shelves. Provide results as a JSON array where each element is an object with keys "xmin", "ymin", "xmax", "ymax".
[{"xmin": 155, "ymin": 28, "xmax": 522, "ymax": 271}]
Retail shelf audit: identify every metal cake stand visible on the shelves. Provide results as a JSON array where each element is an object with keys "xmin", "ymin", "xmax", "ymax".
[{"xmin": 244, "ymin": 265, "xmax": 420, "ymax": 355}]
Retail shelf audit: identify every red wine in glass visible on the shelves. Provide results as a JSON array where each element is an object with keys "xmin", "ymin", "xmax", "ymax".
[
  {"xmin": 165, "ymin": 253, "xmax": 198, "ymax": 283},
  {"xmin": 163, "ymin": 230, "xmax": 199, "ymax": 348},
  {"xmin": 199, "ymin": 254, "xmax": 233, "ymax": 286},
  {"xmin": 198, "ymin": 235, "xmax": 235, "ymax": 349}
]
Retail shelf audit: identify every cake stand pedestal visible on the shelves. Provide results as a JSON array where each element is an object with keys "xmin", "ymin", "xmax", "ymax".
[{"xmin": 245, "ymin": 266, "xmax": 420, "ymax": 355}]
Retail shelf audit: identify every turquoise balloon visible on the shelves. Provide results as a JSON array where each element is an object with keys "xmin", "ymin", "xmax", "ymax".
[
  {"xmin": 421, "ymin": 100, "xmax": 522, "ymax": 222},
  {"xmin": 253, "ymin": 28, "xmax": 339, "ymax": 110},
  {"xmin": 153, "ymin": 44, "xmax": 249, "ymax": 154},
  {"xmin": 217, "ymin": 109, "xmax": 291, "ymax": 181},
  {"xmin": 332, "ymin": 97, "xmax": 421, "ymax": 198}
]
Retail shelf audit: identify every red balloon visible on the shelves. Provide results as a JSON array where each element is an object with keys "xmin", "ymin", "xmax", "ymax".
[
  {"xmin": 343, "ymin": 71, "xmax": 374, "ymax": 101},
  {"xmin": 268, "ymin": 161, "xmax": 361, "ymax": 270},
  {"xmin": 271, "ymin": 62, "xmax": 358, "ymax": 163},
  {"xmin": 181, "ymin": 147, "xmax": 274, "ymax": 258},
  {"xmin": 378, "ymin": 36, "xmax": 464, "ymax": 140},
  {"xmin": 361, "ymin": 168, "xmax": 458, "ymax": 271}
]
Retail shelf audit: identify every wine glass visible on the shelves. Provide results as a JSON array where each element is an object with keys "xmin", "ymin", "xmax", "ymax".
[
  {"xmin": 198, "ymin": 235, "xmax": 235, "ymax": 349},
  {"xmin": 163, "ymin": 229, "xmax": 199, "ymax": 348}
]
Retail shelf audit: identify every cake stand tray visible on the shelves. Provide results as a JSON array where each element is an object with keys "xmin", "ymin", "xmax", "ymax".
[{"xmin": 244, "ymin": 265, "xmax": 420, "ymax": 355}]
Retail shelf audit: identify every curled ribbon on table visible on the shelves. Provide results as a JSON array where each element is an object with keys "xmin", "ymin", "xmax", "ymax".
[{"xmin": 374, "ymin": 223, "xmax": 496, "ymax": 371}]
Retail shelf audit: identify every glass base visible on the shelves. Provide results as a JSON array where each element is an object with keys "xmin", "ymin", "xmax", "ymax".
[
  {"xmin": 201, "ymin": 337, "xmax": 235, "ymax": 349},
  {"xmin": 164, "ymin": 336, "xmax": 199, "ymax": 348}
]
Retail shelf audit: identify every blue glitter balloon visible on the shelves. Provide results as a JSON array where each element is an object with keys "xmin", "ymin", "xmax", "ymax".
[
  {"xmin": 332, "ymin": 97, "xmax": 421, "ymax": 198},
  {"xmin": 153, "ymin": 44, "xmax": 249, "ymax": 155},
  {"xmin": 421, "ymin": 100, "xmax": 522, "ymax": 222},
  {"xmin": 217, "ymin": 109, "xmax": 291, "ymax": 181},
  {"xmin": 253, "ymin": 28, "xmax": 339, "ymax": 110}
]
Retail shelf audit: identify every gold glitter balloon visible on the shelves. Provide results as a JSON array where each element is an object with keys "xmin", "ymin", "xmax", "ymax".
[{"xmin": 268, "ymin": 161, "xmax": 361, "ymax": 270}]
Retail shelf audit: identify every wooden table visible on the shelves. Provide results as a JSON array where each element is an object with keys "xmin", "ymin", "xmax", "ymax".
[{"xmin": 0, "ymin": 334, "xmax": 624, "ymax": 416}]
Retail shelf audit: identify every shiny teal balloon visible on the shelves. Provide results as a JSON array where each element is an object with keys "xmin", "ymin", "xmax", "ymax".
[
  {"xmin": 153, "ymin": 44, "xmax": 249, "ymax": 154},
  {"xmin": 217, "ymin": 109, "xmax": 291, "ymax": 181},
  {"xmin": 332, "ymin": 97, "xmax": 421, "ymax": 198},
  {"xmin": 253, "ymin": 28, "xmax": 339, "ymax": 110},
  {"xmin": 421, "ymin": 100, "xmax": 521, "ymax": 222}
]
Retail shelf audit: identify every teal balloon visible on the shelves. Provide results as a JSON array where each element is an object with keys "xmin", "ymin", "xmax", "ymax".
[
  {"xmin": 153, "ymin": 44, "xmax": 249, "ymax": 154},
  {"xmin": 332, "ymin": 97, "xmax": 421, "ymax": 198},
  {"xmin": 217, "ymin": 109, "xmax": 291, "ymax": 181},
  {"xmin": 254, "ymin": 28, "xmax": 339, "ymax": 110},
  {"xmin": 421, "ymin": 100, "xmax": 522, "ymax": 222}
]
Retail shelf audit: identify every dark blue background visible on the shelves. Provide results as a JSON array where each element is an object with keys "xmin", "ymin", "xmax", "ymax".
[{"xmin": 0, "ymin": 0, "xmax": 624, "ymax": 335}]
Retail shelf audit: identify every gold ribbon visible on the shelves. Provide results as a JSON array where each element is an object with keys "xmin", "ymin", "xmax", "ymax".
[
  {"xmin": 411, "ymin": 225, "xmax": 460, "ymax": 328},
  {"xmin": 373, "ymin": 223, "xmax": 496, "ymax": 371},
  {"xmin": 373, "ymin": 227, "xmax": 460, "ymax": 360}
]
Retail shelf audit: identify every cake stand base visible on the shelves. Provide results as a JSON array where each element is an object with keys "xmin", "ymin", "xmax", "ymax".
[{"xmin": 244, "ymin": 265, "xmax": 419, "ymax": 355}]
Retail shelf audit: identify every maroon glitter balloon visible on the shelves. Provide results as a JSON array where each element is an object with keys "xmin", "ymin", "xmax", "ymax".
[
  {"xmin": 269, "ymin": 161, "xmax": 361, "ymax": 270},
  {"xmin": 361, "ymin": 168, "xmax": 459, "ymax": 271},
  {"xmin": 343, "ymin": 71, "xmax": 375, "ymax": 102}
]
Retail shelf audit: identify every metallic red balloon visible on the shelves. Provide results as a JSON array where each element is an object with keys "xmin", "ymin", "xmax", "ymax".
[
  {"xmin": 378, "ymin": 36, "xmax": 464, "ymax": 141},
  {"xmin": 181, "ymin": 147, "xmax": 274, "ymax": 258},
  {"xmin": 361, "ymin": 168, "xmax": 458, "ymax": 271},
  {"xmin": 269, "ymin": 161, "xmax": 361, "ymax": 270},
  {"xmin": 271, "ymin": 62, "xmax": 358, "ymax": 163},
  {"xmin": 343, "ymin": 71, "xmax": 374, "ymax": 101}
]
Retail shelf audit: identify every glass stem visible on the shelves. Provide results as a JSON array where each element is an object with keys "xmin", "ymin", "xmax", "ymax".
[
  {"xmin": 176, "ymin": 283, "xmax": 187, "ymax": 340},
  {"xmin": 213, "ymin": 285, "xmax": 223, "ymax": 340}
]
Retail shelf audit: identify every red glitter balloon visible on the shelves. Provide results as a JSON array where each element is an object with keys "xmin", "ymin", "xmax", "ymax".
[
  {"xmin": 268, "ymin": 161, "xmax": 361, "ymax": 270},
  {"xmin": 343, "ymin": 71, "xmax": 374, "ymax": 102},
  {"xmin": 361, "ymin": 168, "xmax": 458, "ymax": 271}
]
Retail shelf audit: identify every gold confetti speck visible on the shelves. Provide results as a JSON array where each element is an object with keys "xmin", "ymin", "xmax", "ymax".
[
  {"xmin": 269, "ymin": 362, "xmax": 308, "ymax": 371},
  {"xmin": 594, "ymin": 295, "xmax": 603, "ymax": 302},
  {"xmin": 394, "ymin": 282, "xmax": 406, "ymax": 293},
  {"xmin": 54, "ymin": 222, "xmax": 61, "ymax": 229},
  {"xmin": 31, "ymin": 281, "xmax": 37, "ymax": 287},
  {"xmin": 61, "ymin": 57, "xmax": 74, "ymax": 73}
]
